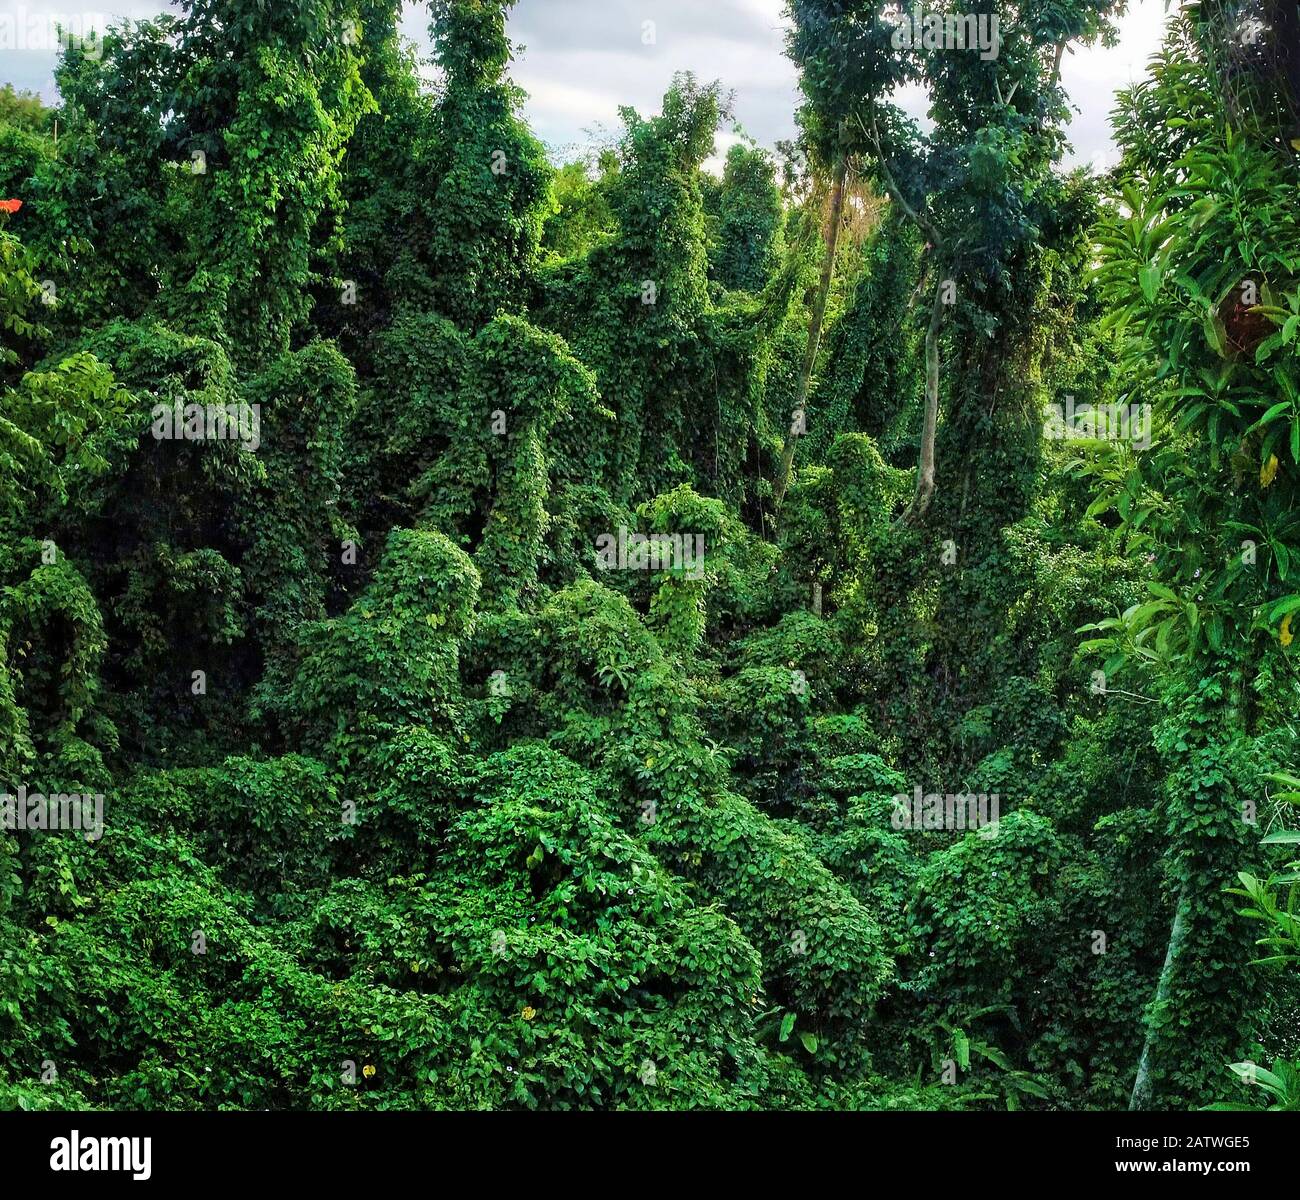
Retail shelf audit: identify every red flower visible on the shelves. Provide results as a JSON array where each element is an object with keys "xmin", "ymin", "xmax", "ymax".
[{"xmin": 0, "ymin": 199, "xmax": 22, "ymax": 214}]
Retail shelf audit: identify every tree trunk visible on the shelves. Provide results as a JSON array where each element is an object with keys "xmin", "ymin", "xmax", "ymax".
[
  {"xmin": 899, "ymin": 274, "xmax": 946, "ymax": 526},
  {"xmin": 773, "ymin": 155, "xmax": 847, "ymax": 511},
  {"xmin": 1129, "ymin": 886, "xmax": 1190, "ymax": 1111}
]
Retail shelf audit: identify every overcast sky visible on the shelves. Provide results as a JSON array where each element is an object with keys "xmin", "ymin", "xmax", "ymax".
[{"xmin": 1, "ymin": 0, "xmax": 1171, "ymax": 170}]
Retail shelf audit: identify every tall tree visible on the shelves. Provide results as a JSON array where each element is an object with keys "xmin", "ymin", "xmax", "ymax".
[
  {"xmin": 1090, "ymin": 2, "xmax": 1300, "ymax": 1107},
  {"xmin": 424, "ymin": 0, "xmax": 552, "ymax": 330}
]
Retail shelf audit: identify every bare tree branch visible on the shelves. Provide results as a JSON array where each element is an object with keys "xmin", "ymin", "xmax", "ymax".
[
  {"xmin": 856, "ymin": 111, "xmax": 942, "ymax": 247},
  {"xmin": 773, "ymin": 155, "xmax": 849, "ymax": 511},
  {"xmin": 897, "ymin": 269, "xmax": 948, "ymax": 528}
]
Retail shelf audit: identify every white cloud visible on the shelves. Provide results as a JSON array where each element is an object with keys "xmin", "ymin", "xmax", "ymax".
[
  {"xmin": 1059, "ymin": 2, "xmax": 1172, "ymax": 166},
  {"xmin": 0, "ymin": 0, "xmax": 1174, "ymax": 170},
  {"xmin": 703, "ymin": 128, "xmax": 749, "ymax": 177}
]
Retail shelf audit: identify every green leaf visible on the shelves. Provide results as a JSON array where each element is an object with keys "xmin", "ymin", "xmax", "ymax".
[
  {"xmin": 1139, "ymin": 263, "xmax": 1161, "ymax": 302},
  {"xmin": 1248, "ymin": 400, "xmax": 1292, "ymax": 434},
  {"xmin": 1009, "ymin": 1075, "xmax": 1051, "ymax": 1099},
  {"xmin": 953, "ymin": 1029, "xmax": 971, "ymax": 1071},
  {"xmin": 973, "ymin": 1042, "xmax": 1011, "ymax": 1071},
  {"xmin": 1203, "ymin": 309, "xmax": 1227, "ymax": 356},
  {"xmin": 1254, "ymin": 332, "xmax": 1285, "ymax": 364},
  {"xmin": 1268, "ymin": 595, "xmax": 1300, "ymax": 622}
]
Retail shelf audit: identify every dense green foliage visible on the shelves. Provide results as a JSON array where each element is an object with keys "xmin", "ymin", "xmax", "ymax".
[{"xmin": 0, "ymin": 0, "xmax": 1297, "ymax": 1112}]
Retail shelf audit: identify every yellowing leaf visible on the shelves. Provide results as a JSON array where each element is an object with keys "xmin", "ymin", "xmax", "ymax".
[
  {"xmin": 1261, "ymin": 453, "xmax": 1280, "ymax": 488},
  {"xmin": 1282, "ymin": 613, "xmax": 1294, "ymax": 648}
]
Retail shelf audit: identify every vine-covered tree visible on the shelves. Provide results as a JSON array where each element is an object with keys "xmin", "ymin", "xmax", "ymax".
[{"xmin": 0, "ymin": 0, "xmax": 1295, "ymax": 1120}]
